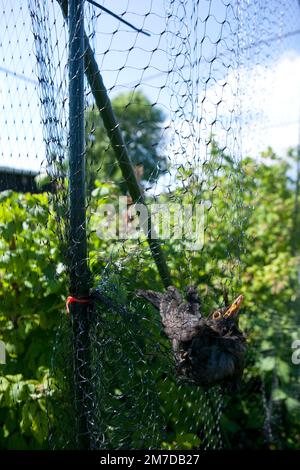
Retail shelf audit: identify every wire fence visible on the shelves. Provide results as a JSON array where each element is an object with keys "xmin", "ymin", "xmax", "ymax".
[{"xmin": 0, "ymin": 0, "xmax": 300, "ymax": 450}]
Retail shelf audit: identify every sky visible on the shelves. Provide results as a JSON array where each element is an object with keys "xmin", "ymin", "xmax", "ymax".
[{"xmin": 0, "ymin": 0, "xmax": 300, "ymax": 175}]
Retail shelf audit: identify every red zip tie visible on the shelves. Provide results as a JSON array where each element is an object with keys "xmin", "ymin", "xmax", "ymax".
[{"xmin": 66, "ymin": 296, "xmax": 90, "ymax": 315}]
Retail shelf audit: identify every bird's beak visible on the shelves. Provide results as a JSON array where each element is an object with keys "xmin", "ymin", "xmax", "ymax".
[{"xmin": 223, "ymin": 294, "xmax": 244, "ymax": 318}]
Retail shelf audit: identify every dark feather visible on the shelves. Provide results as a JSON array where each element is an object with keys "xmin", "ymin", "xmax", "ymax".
[{"xmin": 137, "ymin": 285, "xmax": 246, "ymax": 389}]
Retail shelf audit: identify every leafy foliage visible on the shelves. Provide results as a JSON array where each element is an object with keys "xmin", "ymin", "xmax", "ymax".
[
  {"xmin": 0, "ymin": 145, "xmax": 299, "ymax": 449},
  {"xmin": 0, "ymin": 191, "xmax": 65, "ymax": 449}
]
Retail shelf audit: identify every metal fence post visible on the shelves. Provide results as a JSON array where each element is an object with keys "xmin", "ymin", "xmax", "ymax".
[
  {"xmin": 69, "ymin": 0, "xmax": 91, "ymax": 449},
  {"xmin": 58, "ymin": 0, "xmax": 171, "ymax": 289}
]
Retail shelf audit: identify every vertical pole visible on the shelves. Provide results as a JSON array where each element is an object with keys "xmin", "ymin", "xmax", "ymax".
[
  {"xmin": 58, "ymin": 0, "xmax": 171, "ymax": 288},
  {"xmin": 69, "ymin": 0, "xmax": 91, "ymax": 449}
]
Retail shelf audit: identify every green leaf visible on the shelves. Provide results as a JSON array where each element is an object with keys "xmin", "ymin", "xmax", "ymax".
[
  {"xmin": 272, "ymin": 388, "xmax": 287, "ymax": 401},
  {"xmin": 286, "ymin": 397, "xmax": 300, "ymax": 412},
  {"xmin": 277, "ymin": 359, "xmax": 290, "ymax": 384},
  {"xmin": 258, "ymin": 356, "xmax": 276, "ymax": 372}
]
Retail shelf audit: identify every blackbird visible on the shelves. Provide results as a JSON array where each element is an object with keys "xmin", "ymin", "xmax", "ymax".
[{"xmin": 137, "ymin": 286, "xmax": 246, "ymax": 389}]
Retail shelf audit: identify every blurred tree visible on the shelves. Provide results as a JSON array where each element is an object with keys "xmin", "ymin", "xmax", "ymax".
[
  {"xmin": 289, "ymin": 145, "xmax": 300, "ymax": 255},
  {"xmin": 86, "ymin": 91, "xmax": 168, "ymax": 192}
]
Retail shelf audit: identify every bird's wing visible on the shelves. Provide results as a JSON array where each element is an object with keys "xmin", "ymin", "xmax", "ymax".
[
  {"xmin": 160, "ymin": 287, "xmax": 201, "ymax": 342},
  {"xmin": 136, "ymin": 289, "xmax": 163, "ymax": 310}
]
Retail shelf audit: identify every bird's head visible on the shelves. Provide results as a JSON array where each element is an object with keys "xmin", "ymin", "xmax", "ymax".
[{"xmin": 209, "ymin": 294, "xmax": 244, "ymax": 331}]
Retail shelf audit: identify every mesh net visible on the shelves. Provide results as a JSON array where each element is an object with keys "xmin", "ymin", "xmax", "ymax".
[{"xmin": 0, "ymin": 0, "xmax": 300, "ymax": 450}]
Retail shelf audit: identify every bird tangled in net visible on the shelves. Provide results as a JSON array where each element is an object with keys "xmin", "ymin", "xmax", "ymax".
[{"xmin": 137, "ymin": 286, "xmax": 246, "ymax": 390}]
